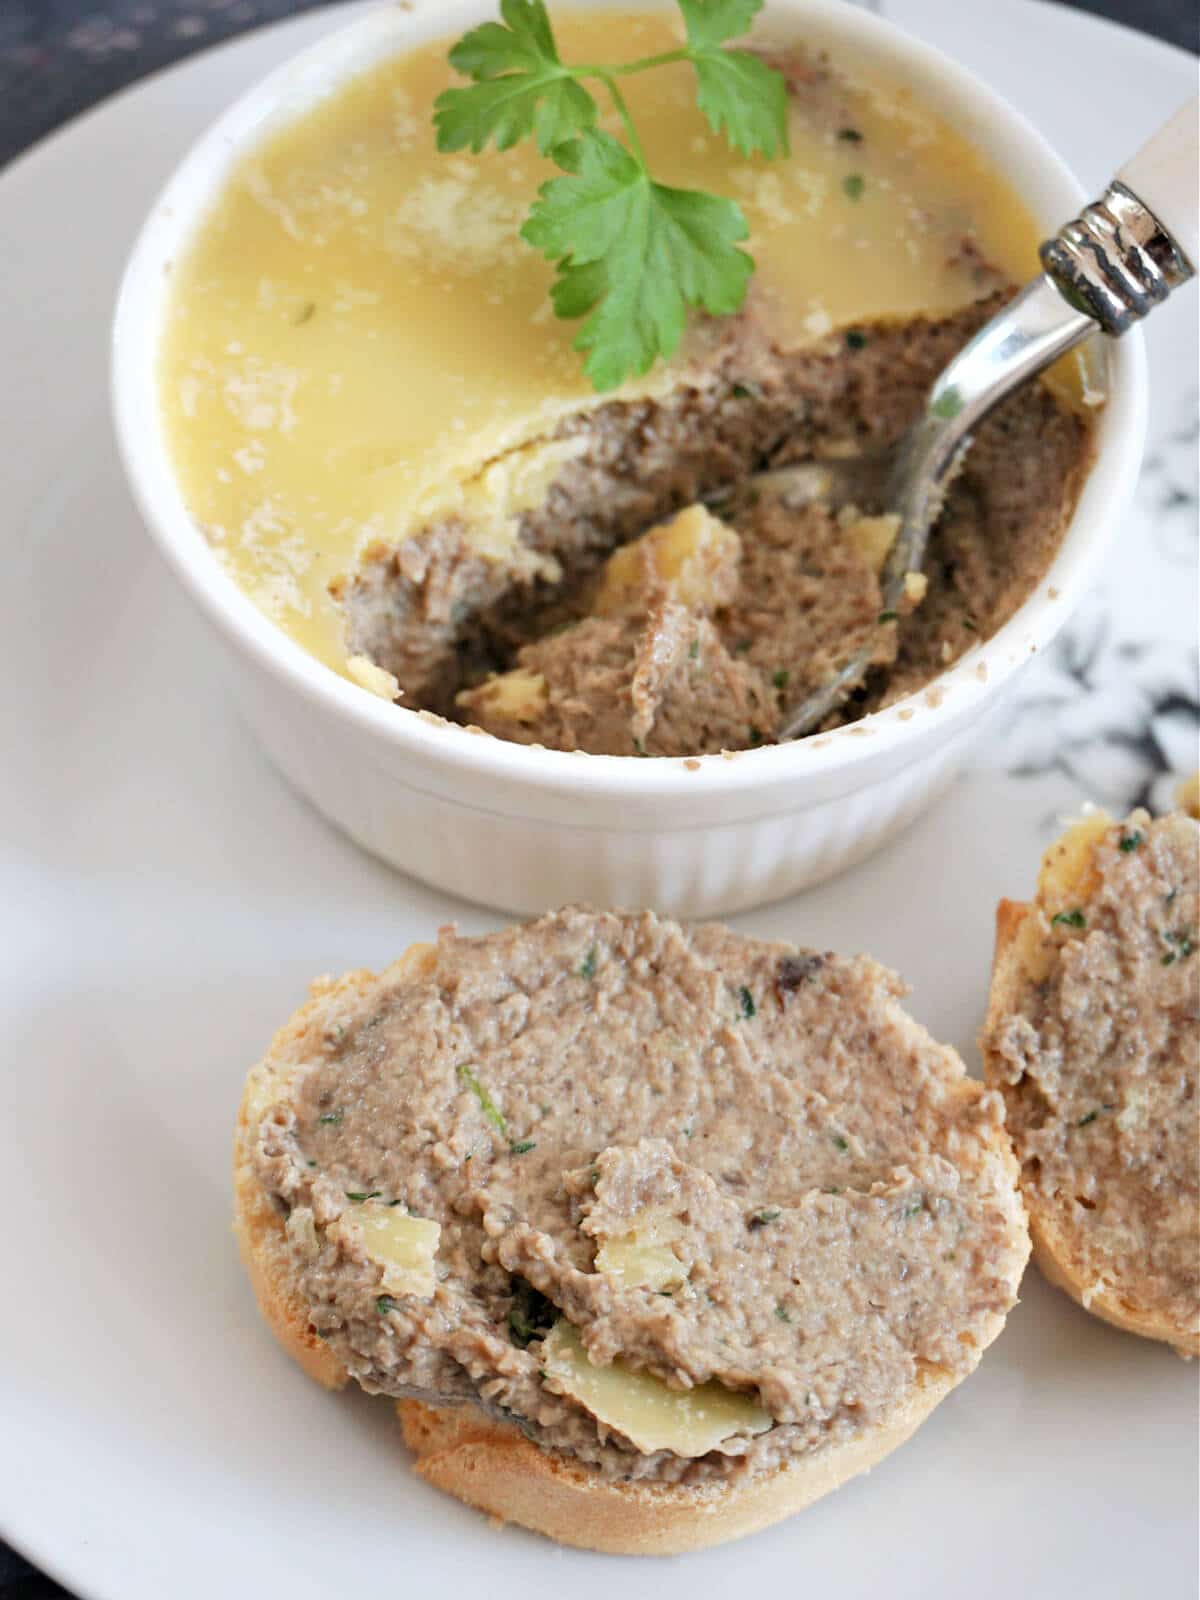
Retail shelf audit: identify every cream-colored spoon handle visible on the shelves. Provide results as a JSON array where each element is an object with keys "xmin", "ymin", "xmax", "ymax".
[{"xmin": 1118, "ymin": 98, "xmax": 1199, "ymax": 271}]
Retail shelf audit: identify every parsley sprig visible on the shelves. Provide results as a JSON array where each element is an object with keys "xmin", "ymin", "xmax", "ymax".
[
  {"xmin": 434, "ymin": 0, "xmax": 789, "ymax": 389},
  {"xmin": 457, "ymin": 1062, "xmax": 538, "ymax": 1156}
]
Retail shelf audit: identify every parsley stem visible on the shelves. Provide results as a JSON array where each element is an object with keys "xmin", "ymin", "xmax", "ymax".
[
  {"xmin": 596, "ymin": 73, "xmax": 648, "ymax": 169},
  {"xmin": 573, "ymin": 48, "xmax": 691, "ymax": 78}
]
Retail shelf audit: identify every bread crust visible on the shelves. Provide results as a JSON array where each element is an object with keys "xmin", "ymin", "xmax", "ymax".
[
  {"xmin": 235, "ymin": 941, "xmax": 1028, "ymax": 1552},
  {"xmin": 232, "ymin": 946, "xmax": 438, "ymax": 1388},
  {"xmin": 395, "ymin": 1374, "xmax": 954, "ymax": 1555},
  {"xmin": 982, "ymin": 898, "xmax": 1200, "ymax": 1358},
  {"xmin": 233, "ymin": 980, "xmax": 357, "ymax": 1391}
]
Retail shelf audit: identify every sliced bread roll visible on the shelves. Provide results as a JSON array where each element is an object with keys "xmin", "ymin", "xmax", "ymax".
[
  {"xmin": 981, "ymin": 810, "xmax": 1200, "ymax": 1356},
  {"xmin": 236, "ymin": 909, "xmax": 1029, "ymax": 1553}
]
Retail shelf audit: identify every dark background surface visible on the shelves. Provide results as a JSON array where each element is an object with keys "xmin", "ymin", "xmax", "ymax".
[
  {"xmin": 0, "ymin": 0, "xmax": 1195, "ymax": 1594},
  {"xmin": 1, "ymin": 0, "xmax": 1197, "ymax": 171}
]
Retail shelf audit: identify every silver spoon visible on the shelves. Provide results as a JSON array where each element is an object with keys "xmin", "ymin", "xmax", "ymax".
[{"xmin": 768, "ymin": 100, "xmax": 1198, "ymax": 741}]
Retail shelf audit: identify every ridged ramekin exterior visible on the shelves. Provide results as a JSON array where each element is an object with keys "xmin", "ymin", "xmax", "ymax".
[{"xmin": 222, "ymin": 612, "xmax": 989, "ymax": 916}]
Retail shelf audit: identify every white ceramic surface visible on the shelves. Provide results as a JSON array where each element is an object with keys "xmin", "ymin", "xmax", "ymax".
[
  {"xmin": 110, "ymin": 0, "xmax": 1149, "ymax": 917},
  {"xmin": 1, "ymin": 6, "xmax": 1196, "ymax": 1600}
]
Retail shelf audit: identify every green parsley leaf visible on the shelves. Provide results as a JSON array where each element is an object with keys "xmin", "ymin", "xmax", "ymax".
[
  {"xmin": 345, "ymin": 1190, "xmax": 382, "ymax": 1203},
  {"xmin": 738, "ymin": 984, "xmax": 756, "ymax": 1019},
  {"xmin": 377, "ymin": 1296, "xmax": 400, "ymax": 1315},
  {"xmin": 1118, "ymin": 831, "xmax": 1144, "ymax": 852},
  {"xmin": 509, "ymin": 1139, "xmax": 537, "ymax": 1155},
  {"xmin": 749, "ymin": 1207, "xmax": 780, "ymax": 1228},
  {"xmin": 774, "ymin": 1302, "xmax": 792, "ymax": 1323},
  {"xmin": 318, "ymin": 1109, "xmax": 343, "ymax": 1126},
  {"xmin": 449, "ymin": 0, "xmax": 557, "ymax": 74},
  {"xmin": 842, "ymin": 173, "xmax": 865, "ymax": 201},
  {"xmin": 437, "ymin": 0, "xmax": 790, "ymax": 390},
  {"xmin": 434, "ymin": 0, "xmax": 597, "ymax": 155},
  {"xmin": 508, "ymin": 1306, "xmax": 535, "ymax": 1345},
  {"xmin": 930, "ymin": 385, "xmax": 963, "ymax": 419},
  {"xmin": 1162, "ymin": 931, "xmax": 1195, "ymax": 964},
  {"xmin": 676, "ymin": 0, "xmax": 762, "ymax": 49},
  {"xmin": 878, "ymin": 610, "xmax": 898, "ymax": 623},
  {"xmin": 832, "ymin": 1134, "xmax": 849, "ymax": 1152},
  {"xmin": 1077, "ymin": 1104, "xmax": 1113, "ymax": 1127},
  {"xmin": 580, "ymin": 945, "xmax": 598, "ymax": 979},
  {"xmin": 772, "ymin": 668, "xmax": 789, "ymax": 690},
  {"xmin": 1051, "ymin": 909, "xmax": 1086, "ymax": 929},
  {"xmin": 523, "ymin": 129, "xmax": 753, "ymax": 390},
  {"xmin": 679, "ymin": 0, "xmax": 789, "ymax": 158},
  {"xmin": 845, "ymin": 329, "xmax": 867, "ymax": 349},
  {"xmin": 457, "ymin": 1062, "xmax": 508, "ymax": 1137},
  {"xmin": 434, "ymin": 75, "xmax": 596, "ymax": 155}
]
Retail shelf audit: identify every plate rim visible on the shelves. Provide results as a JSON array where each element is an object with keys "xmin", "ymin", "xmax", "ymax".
[{"xmin": 0, "ymin": 4, "xmax": 1195, "ymax": 1597}]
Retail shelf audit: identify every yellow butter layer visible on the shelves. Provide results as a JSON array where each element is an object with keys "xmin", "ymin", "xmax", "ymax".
[
  {"xmin": 594, "ymin": 1209, "xmax": 687, "ymax": 1291},
  {"xmin": 334, "ymin": 1203, "xmax": 441, "ymax": 1298},
  {"xmin": 542, "ymin": 1321, "xmax": 771, "ymax": 1456},
  {"xmin": 159, "ymin": 10, "xmax": 1053, "ymax": 684},
  {"xmin": 592, "ymin": 503, "xmax": 741, "ymax": 617}
]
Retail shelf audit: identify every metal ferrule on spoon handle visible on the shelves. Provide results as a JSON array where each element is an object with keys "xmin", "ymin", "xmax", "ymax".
[
  {"xmin": 1041, "ymin": 181, "xmax": 1195, "ymax": 332},
  {"xmin": 1042, "ymin": 100, "xmax": 1197, "ymax": 329}
]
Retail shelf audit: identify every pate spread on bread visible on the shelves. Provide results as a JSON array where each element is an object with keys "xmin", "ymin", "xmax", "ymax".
[
  {"xmin": 981, "ymin": 810, "xmax": 1200, "ymax": 1356},
  {"xmin": 236, "ymin": 908, "xmax": 1029, "ymax": 1551}
]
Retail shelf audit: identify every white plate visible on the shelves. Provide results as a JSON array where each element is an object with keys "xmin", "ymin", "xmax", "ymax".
[{"xmin": 1, "ymin": 4, "xmax": 1196, "ymax": 1597}]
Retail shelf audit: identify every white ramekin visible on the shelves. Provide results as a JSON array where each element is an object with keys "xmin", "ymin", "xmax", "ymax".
[{"xmin": 112, "ymin": 0, "xmax": 1147, "ymax": 918}]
